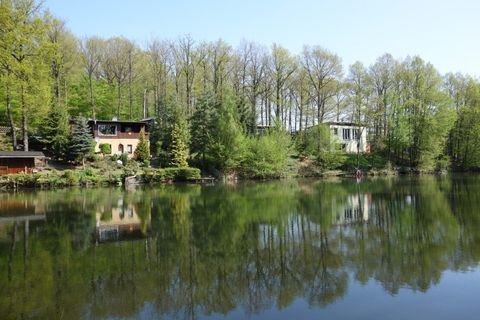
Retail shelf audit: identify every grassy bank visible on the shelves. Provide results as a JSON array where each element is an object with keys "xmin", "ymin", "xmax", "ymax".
[
  {"xmin": 0, "ymin": 153, "xmax": 425, "ymax": 190},
  {"xmin": 0, "ymin": 164, "xmax": 201, "ymax": 190}
]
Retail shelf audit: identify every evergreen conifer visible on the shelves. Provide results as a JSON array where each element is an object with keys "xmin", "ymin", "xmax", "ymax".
[{"xmin": 69, "ymin": 117, "xmax": 93, "ymax": 167}]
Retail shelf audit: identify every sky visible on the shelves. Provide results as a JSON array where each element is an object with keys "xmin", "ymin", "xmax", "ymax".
[{"xmin": 43, "ymin": 0, "xmax": 480, "ymax": 76}]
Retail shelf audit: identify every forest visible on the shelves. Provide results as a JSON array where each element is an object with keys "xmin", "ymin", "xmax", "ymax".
[{"xmin": 2, "ymin": 0, "xmax": 480, "ymax": 177}]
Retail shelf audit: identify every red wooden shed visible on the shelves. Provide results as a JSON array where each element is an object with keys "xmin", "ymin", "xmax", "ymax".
[{"xmin": 0, "ymin": 151, "xmax": 46, "ymax": 175}]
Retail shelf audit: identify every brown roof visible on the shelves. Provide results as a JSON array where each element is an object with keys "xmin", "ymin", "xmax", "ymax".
[
  {"xmin": 87, "ymin": 119, "xmax": 152, "ymax": 125},
  {"xmin": 0, "ymin": 151, "xmax": 45, "ymax": 158}
]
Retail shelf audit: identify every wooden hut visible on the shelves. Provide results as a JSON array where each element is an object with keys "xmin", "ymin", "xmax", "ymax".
[{"xmin": 0, "ymin": 151, "xmax": 46, "ymax": 175}]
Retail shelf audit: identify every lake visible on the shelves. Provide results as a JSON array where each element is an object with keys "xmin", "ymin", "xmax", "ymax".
[{"xmin": 1, "ymin": 176, "xmax": 479, "ymax": 319}]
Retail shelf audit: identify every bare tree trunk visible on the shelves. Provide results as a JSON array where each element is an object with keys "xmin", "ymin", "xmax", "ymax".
[
  {"xmin": 6, "ymin": 70, "xmax": 17, "ymax": 149},
  {"xmin": 128, "ymin": 52, "xmax": 133, "ymax": 120},
  {"xmin": 128, "ymin": 78, "xmax": 133, "ymax": 120},
  {"xmin": 89, "ymin": 75, "xmax": 95, "ymax": 119},
  {"xmin": 54, "ymin": 67, "xmax": 61, "ymax": 109},
  {"xmin": 21, "ymin": 85, "xmax": 28, "ymax": 152},
  {"xmin": 117, "ymin": 83, "xmax": 122, "ymax": 119},
  {"xmin": 64, "ymin": 79, "xmax": 68, "ymax": 110},
  {"xmin": 143, "ymin": 88, "xmax": 147, "ymax": 119}
]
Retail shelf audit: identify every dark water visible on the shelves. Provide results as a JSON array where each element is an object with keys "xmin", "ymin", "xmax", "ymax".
[{"xmin": 1, "ymin": 176, "xmax": 480, "ymax": 320}]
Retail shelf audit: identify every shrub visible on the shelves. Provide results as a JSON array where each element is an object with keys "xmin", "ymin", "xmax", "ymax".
[
  {"xmin": 119, "ymin": 153, "xmax": 128, "ymax": 166},
  {"xmin": 134, "ymin": 129, "xmax": 150, "ymax": 162},
  {"xmin": 63, "ymin": 170, "xmax": 80, "ymax": 185},
  {"xmin": 243, "ymin": 129, "xmax": 292, "ymax": 178},
  {"xmin": 99, "ymin": 143, "xmax": 112, "ymax": 156},
  {"xmin": 343, "ymin": 153, "xmax": 387, "ymax": 169},
  {"xmin": 142, "ymin": 167, "xmax": 200, "ymax": 183}
]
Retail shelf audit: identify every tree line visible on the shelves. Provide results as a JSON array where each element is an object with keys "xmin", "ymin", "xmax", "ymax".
[{"xmin": 1, "ymin": 0, "xmax": 480, "ymax": 173}]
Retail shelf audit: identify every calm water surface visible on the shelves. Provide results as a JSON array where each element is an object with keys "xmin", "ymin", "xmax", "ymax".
[{"xmin": 1, "ymin": 176, "xmax": 480, "ymax": 319}]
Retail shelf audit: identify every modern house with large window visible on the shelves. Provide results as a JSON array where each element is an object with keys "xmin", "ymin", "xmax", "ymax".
[
  {"xmin": 326, "ymin": 122, "xmax": 368, "ymax": 153},
  {"xmin": 88, "ymin": 118, "xmax": 151, "ymax": 158}
]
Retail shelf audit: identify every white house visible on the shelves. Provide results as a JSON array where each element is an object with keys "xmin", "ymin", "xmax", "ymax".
[
  {"xmin": 326, "ymin": 122, "xmax": 368, "ymax": 153},
  {"xmin": 332, "ymin": 193, "xmax": 370, "ymax": 225}
]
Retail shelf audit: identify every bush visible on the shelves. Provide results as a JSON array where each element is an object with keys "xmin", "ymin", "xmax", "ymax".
[
  {"xmin": 242, "ymin": 129, "xmax": 292, "ymax": 178},
  {"xmin": 119, "ymin": 153, "xmax": 128, "ymax": 166},
  {"xmin": 343, "ymin": 153, "xmax": 387, "ymax": 169},
  {"xmin": 99, "ymin": 143, "xmax": 112, "ymax": 156},
  {"xmin": 134, "ymin": 129, "xmax": 150, "ymax": 162},
  {"xmin": 318, "ymin": 152, "xmax": 347, "ymax": 170},
  {"xmin": 63, "ymin": 170, "xmax": 80, "ymax": 185},
  {"xmin": 78, "ymin": 168, "xmax": 100, "ymax": 185},
  {"xmin": 142, "ymin": 167, "xmax": 201, "ymax": 183}
]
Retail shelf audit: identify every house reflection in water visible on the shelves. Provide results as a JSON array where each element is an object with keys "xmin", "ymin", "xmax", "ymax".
[
  {"xmin": 333, "ymin": 193, "xmax": 371, "ymax": 225},
  {"xmin": 0, "ymin": 196, "xmax": 46, "ymax": 243},
  {"xmin": 95, "ymin": 199, "xmax": 150, "ymax": 243}
]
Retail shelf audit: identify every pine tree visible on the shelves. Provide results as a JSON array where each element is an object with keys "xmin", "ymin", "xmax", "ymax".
[
  {"xmin": 69, "ymin": 117, "xmax": 93, "ymax": 167},
  {"xmin": 169, "ymin": 114, "xmax": 189, "ymax": 168},
  {"xmin": 38, "ymin": 107, "xmax": 69, "ymax": 159},
  {"xmin": 134, "ymin": 128, "xmax": 150, "ymax": 163},
  {"xmin": 190, "ymin": 94, "xmax": 215, "ymax": 169}
]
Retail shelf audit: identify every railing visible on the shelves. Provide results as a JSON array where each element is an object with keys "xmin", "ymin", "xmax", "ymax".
[{"xmin": 96, "ymin": 131, "xmax": 150, "ymax": 140}]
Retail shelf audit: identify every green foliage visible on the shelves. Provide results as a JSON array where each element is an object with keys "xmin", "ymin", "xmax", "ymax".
[
  {"xmin": 118, "ymin": 152, "xmax": 128, "ymax": 166},
  {"xmin": 169, "ymin": 113, "xmax": 189, "ymax": 168},
  {"xmin": 190, "ymin": 94, "xmax": 216, "ymax": 169},
  {"xmin": 386, "ymin": 57, "xmax": 456, "ymax": 170},
  {"xmin": 205, "ymin": 94, "xmax": 247, "ymax": 173},
  {"xmin": 298, "ymin": 124, "xmax": 346, "ymax": 169},
  {"xmin": 343, "ymin": 154, "xmax": 388, "ymax": 169},
  {"xmin": 142, "ymin": 167, "xmax": 201, "ymax": 182},
  {"xmin": 0, "ymin": 133, "xmax": 13, "ymax": 150},
  {"xmin": 449, "ymin": 81, "xmax": 480, "ymax": 170},
  {"xmin": 317, "ymin": 152, "xmax": 347, "ymax": 170},
  {"xmin": 38, "ymin": 107, "xmax": 69, "ymax": 159},
  {"xmin": 134, "ymin": 128, "xmax": 150, "ymax": 162},
  {"xmin": 0, "ymin": 2, "xmax": 477, "ymax": 173},
  {"xmin": 149, "ymin": 100, "xmax": 176, "ymax": 166},
  {"xmin": 243, "ymin": 126, "xmax": 292, "ymax": 178},
  {"xmin": 68, "ymin": 117, "xmax": 93, "ymax": 164},
  {"xmin": 99, "ymin": 143, "xmax": 111, "ymax": 155}
]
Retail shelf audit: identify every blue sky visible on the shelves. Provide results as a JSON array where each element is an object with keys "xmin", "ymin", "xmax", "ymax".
[{"xmin": 44, "ymin": 0, "xmax": 480, "ymax": 76}]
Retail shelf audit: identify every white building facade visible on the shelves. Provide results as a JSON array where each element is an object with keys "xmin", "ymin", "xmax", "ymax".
[{"xmin": 327, "ymin": 122, "xmax": 368, "ymax": 153}]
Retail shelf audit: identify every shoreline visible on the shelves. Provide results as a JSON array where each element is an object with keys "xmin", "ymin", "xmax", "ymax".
[{"xmin": 0, "ymin": 165, "xmax": 458, "ymax": 191}]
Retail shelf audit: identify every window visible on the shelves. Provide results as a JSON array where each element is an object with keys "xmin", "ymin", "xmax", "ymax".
[
  {"xmin": 98, "ymin": 124, "xmax": 117, "ymax": 136},
  {"xmin": 352, "ymin": 129, "xmax": 359, "ymax": 140},
  {"xmin": 118, "ymin": 144, "xmax": 124, "ymax": 153},
  {"xmin": 333, "ymin": 128, "xmax": 338, "ymax": 135},
  {"xmin": 342, "ymin": 128, "xmax": 351, "ymax": 140},
  {"xmin": 127, "ymin": 144, "xmax": 133, "ymax": 154}
]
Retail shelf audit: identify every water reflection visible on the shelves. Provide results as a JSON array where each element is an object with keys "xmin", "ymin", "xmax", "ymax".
[
  {"xmin": 95, "ymin": 197, "xmax": 150, "ymax": 243},
  {"xmin": 0, "ymin": 176, "xmax": 479, "ymax": 319}
]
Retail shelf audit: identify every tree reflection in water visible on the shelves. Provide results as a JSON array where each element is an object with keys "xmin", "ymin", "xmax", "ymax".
[{"xmin": 0, "ymin": 176, "xmax": 478, "ymax": 319}]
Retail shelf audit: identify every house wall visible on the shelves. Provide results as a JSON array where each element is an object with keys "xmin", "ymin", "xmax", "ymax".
[
  {"xmin": 91, "ymin": 122, "xmax": 150, "ymax": 159},
  {"xmin": 333, "ymin": 193, "xmax": 370, "ymax": 225},
  {"xmin": 94, "ymin": 138, "xmax": 145, "ymax": 158},
  {"xmin": 329, "ymin": 124, "xmax": 368, "ymax": 153}
]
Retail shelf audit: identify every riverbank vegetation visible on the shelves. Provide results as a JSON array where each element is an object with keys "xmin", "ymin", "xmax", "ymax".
[{"xmin": 1, "ymin": 0, "xmax": 480, "ymax": 182}]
